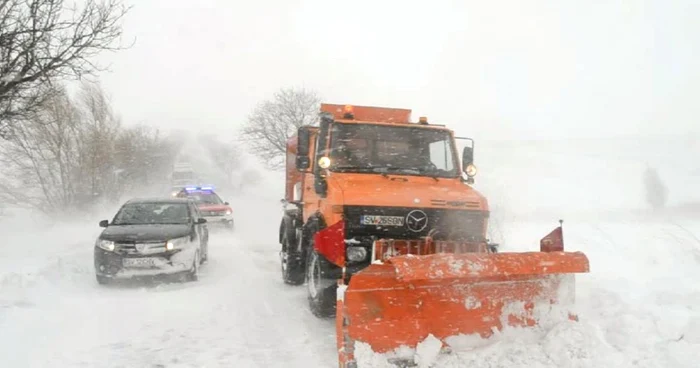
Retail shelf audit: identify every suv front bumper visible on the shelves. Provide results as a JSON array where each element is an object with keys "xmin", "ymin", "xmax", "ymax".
[{"xmin": 94, "ymin": 247, "xmax": 195, "ymax": 279}]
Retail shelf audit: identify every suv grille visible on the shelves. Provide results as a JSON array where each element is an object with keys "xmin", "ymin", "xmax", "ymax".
[{"xmin": 115, "ymin": 241, "xmax": 167, "ymax": 255}]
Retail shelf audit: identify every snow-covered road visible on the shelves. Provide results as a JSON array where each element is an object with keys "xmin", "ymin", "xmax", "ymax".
[
  {"xmin": 0, "ymin": 196, "xmax": 336, "ymax": 368},
  {"xmin": 2, "ymin": 203, "xmax": 699, "ymax": 368}
]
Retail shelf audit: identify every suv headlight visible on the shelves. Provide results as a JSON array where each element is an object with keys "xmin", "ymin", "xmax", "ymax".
[
  {"xmin": 96, "ymin": 239, "xmax": 115, "ymax": 252},
  {"xmin": 166, "ymin": 236, "xmax": 190, "ymax": 251}
]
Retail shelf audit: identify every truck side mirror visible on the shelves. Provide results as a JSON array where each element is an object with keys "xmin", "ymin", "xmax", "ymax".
[
  {"xmin": 99, "ymin": 220, "xmax": 109, "ymax": 228},
  {"xmin": 462, "ymin": 146, "xmax": 474, "ymax": 171},
  {"xmin": 296, "ymin": 156, "xmax": 310, "ymax": 170},
  {"xmin": 296, "ymin": 127, "xmax": 311, "ymax": 171}
]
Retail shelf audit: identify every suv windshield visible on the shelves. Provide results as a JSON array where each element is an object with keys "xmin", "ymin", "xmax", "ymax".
[
  {"xmin": 327, "ymin": 123, "xmax": 459, "ymax": 178},
  {"xmin": 112, "ymin": 202, "xmax": 191, "ymax": 225}
]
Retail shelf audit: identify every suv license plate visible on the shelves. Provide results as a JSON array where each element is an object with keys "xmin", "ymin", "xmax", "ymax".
[
  {"xmin": 361, "ymin": 215, "xmax": 405, "ymax": 226},
  {"xmin": 123, "ymin": 258, "xmax": 155, "ymax": 268}
]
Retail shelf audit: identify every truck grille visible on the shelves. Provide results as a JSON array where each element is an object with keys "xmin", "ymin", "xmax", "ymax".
[{"xmin": 343, "ymin": 205, "xmax": 488, "ymax": 242}]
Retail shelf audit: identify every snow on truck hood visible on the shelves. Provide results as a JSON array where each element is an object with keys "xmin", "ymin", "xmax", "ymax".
[{"xmin": 328, "ymin": 173, "xmax": 488, "ymax": 210}]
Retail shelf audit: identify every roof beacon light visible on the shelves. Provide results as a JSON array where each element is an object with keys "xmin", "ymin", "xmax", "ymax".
[
  {"xmin": 200, "ymin": 186, "xmax": 214, "ymax": 191},
  {"xmin": 343, "ymin": 105, "xmax": 354, "ymax": 119},
  {"xmin": 418, "ymin": 116, "xmax": 428, "ymax": 124}
]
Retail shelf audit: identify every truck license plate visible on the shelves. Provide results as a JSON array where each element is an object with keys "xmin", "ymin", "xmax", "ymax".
[
  {"xmin": 361, "ymin": 215, "xmax": 404, "ymax": 226},
  {"xmin": 123, "ymin": 258, "xmax": 155, "ymax": 268}
]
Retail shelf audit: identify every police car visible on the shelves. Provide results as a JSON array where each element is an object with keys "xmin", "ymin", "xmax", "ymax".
[{"xmin": 176, "ymin": 186, "xmax": 234, "ymax": 231}]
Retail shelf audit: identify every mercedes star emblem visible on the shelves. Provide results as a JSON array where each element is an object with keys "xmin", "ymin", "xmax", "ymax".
[
  {"xmin": 135, "ymin": 243, "xmax": 146, "ymax": 252},
  {"xmin": 405, "ymin": 210, "xmax": 428, "ymax": 232}
]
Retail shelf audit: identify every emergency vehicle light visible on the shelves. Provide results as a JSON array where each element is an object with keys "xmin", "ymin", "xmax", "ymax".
[{"xmin": 184, "ymin": 185, "xmax": 215, "ymax": 192}]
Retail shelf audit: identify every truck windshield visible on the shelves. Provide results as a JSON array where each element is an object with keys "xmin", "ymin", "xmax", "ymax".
[{"xmin": 327, "ymin": 123, "xmax": 459, "ymax": 178}]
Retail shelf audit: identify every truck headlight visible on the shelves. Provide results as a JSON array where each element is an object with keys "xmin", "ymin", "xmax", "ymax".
[
  {"xmin": 166, "ymin": 236, "xmax": 189, "ymax": 251},
  {"xmin": 318, "ymin": 156, "xmax": 331, "ymax": 169},
  {"xmin": 347, "ymin": 246, "xmax": 367, "ymax": 262},
  {"xmin": 465, "ymin": 164, "xmax": 477, "ymax": 177},
  {"xmin": 225, "ymin": 210, "xmax": 232, "ymax": 215},
  {"xmin": 96, "ymin": 239, "xmax": 115, "ymax": 252}
]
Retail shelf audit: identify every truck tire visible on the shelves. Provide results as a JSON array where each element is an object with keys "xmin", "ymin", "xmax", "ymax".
[
  {"xmin": 306, "ymin": 239, "xmax": 337, "ymax": 318},
  {"xmin": 280, "ymin": 229, "xmax": 305, "ymax": 285}
]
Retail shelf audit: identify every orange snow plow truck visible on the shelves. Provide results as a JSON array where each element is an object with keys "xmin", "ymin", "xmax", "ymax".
[{"xmin": 278, "ymin": 103, "xmax": 590, "ymax": 367}]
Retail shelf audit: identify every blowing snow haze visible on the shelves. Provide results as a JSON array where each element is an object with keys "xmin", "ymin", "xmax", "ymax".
[
  {"xmin": 1, "ymin": 1, "xmax": 700, "ymax": 368},
  {"xmin": 96, "ymin": 0, "xmax": 700, "ymax": 141}
]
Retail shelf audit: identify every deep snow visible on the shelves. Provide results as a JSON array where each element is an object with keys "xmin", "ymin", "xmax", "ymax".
[
  {"xmin": 1, "ymin": 136, "xmax": 699, "ymax": 367},
  {"xmin": 0, "ymin": 190, "xmax": 335, "ymax": 368}
]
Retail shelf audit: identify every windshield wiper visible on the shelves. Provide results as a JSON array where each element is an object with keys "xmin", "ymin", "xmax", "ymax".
[
  {"xmin": 417, "ymin": 168, "xmax": 440, "ymax": 182},
  {"xmin": 372, "ymin": 166, "xmax": 442, "ymax": 181},
  {"xmin": 332, "ymin": 165, "xmax": 375, "ymax": 172},
  {"xmin": 372, "ymin": 167, "xmax": 421, "ymax": 175}
]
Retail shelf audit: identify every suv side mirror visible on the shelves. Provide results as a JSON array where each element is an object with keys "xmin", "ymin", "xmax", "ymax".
[
  {"xmin": 224, "ymin": 201, "xmax": 229, "ymax": 205},
  {"xmin": 99, "ymin": 220, "xmax": 109, "ymax": 228},
  {"xmin": 296, "ymin": 127, "xmax": 311, "ymax": 171},
  {"xmin": 197, "ymin": 218, "xmax": 207, "ymax": 224}
]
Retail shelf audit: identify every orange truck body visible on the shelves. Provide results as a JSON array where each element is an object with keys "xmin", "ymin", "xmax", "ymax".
[{"xmin": 279, "ymin": 103, "xmax": 590, "ymax": 368}]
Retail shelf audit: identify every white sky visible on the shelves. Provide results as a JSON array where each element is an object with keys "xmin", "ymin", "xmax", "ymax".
[{"xmin": 94, "ymin": 0, "xmax": 700, "ymax": 141}]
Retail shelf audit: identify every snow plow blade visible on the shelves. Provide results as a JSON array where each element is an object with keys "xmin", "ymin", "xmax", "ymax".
[{"xmin": 336, "ymin": 230, "xmax": 589, "ymax": 367}]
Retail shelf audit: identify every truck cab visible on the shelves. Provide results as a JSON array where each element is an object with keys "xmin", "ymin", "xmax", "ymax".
[{"xmin": 279, "ymin": 103, "xmax": 489, "ymax": 316}]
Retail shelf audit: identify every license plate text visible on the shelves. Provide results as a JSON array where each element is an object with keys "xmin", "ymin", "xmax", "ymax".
[{"xmin": 360, "ymin": 215, "xmax": 404, "ymax": 226}]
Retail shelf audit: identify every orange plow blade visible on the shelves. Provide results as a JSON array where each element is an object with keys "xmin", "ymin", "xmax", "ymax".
[{"xmin": 336, "ymin": 250, "xmax": 590, "ymax": 367}]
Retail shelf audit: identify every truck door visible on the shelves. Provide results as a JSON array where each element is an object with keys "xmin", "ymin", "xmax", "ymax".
[{"xmin": 302, "ymin": 119, "xmax": 331, "ymax": 224}]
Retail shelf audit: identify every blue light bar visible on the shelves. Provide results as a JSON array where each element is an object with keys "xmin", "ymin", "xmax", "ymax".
[{"xmin": 183, "ymin": 185, "xmax": 215, "ymax": 192}]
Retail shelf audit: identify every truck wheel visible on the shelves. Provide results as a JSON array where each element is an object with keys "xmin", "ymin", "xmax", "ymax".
[
  {"xmin": 306, "ymin": 246, "xmax": 337, "ymax": 318},
  {"xmin": 280, "ymin": 230, "xmax": 305, "ymax": 285}
]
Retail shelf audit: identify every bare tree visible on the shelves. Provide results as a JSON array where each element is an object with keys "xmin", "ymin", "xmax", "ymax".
[
  {"xmin": 75, "ymin": 81, "xmax": 121, "ymax": 202},
  {"xmin": 240, "ymin": 87, "xmax": 320, "ymax": 169},
  {"xmin": 114, "ymin": 124, "xmax": 177, "ymax": 193},
  {"xmin": 198, "ymin": 132, "xmax": 240, "ymax": 186},
  {"xmin": 0, "ymin": 0, "xmax": 131, "ymax": 138},
  {"xmin": 0, "ymin": 87, "xmax": 83, "ymax": 213},
  {"xmin": 0, "ymin": 81, "xmax": 178, "ymax": 215}
]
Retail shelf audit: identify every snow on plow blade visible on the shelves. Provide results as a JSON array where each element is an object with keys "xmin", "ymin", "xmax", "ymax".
[{"xmin": 336, "ymin": 233, "xmax": 589, "ymax": 367}]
